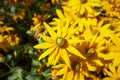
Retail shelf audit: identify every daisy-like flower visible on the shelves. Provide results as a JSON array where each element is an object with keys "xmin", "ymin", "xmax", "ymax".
[
  {"xmin": 74, "ymin": 20, "xmax": 116, "ymax": 71},
  {"xmin": 103, "ymin": 64, "xmax": 120, "ymax": 80},
  {"xmin": 30, "ymin": 13, "xmax": 50, "ymax": 39},
  {"xmin": 65, "ymin": 0, "xmax": 101, "ymax": 15},
  {"xmin": 51, "ymin": 55, "xmax": 89, "ymax": 80},
  {"xmin": 5, "ymin": 34, "xmax": 19, "ymax": 46},
  {"xmin": 34, "ymin": 20, "xmax": 86, "ymax": 67}
]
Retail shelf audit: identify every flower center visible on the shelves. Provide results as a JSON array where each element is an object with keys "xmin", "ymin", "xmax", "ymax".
[
  {"xmin": 86, "ymin": 47, "xmax": 95, "ymax": 57},
  {"xmin": 56, "ymin": 37, "xmax": 65, "ymax": 47},
  {"xmin": 71, "ymin": 61, "xmax": 80, "ymax": 72},
  {"xmin": 80, "ymin": 0, "xmax": 87, "ymax": 3},
  {"xmin": 75, "ymin": 64, "xmax": 80, "ymax": 71}
]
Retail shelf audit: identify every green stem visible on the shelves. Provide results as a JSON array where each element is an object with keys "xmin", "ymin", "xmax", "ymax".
[{"xmin": 4, "ymin": 62, "xmax": 12, "ymax": 70}]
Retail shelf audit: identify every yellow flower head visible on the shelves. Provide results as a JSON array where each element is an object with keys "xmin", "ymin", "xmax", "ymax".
[
  {"xmin": 34, "ymin": 20, "xmax": 86, "ymax": 67},
  {"xmin": 65, "ymin": 0, "xmax": 101, "ymax": 15},
  {"xmin": 51, "ymin": 55, "xmax": 89, "ymax": 80},
  {"xmin": 104, "ymin": 64, "xmax": 120, "ymax": 80}
]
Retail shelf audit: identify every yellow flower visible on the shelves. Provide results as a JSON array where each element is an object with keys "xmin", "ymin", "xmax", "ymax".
[
  {"xmin": 30, "ymin": 13, "xmax": 50, "ymax": 31},
  {"xmin": 0, "ymin": 35, "xmax": 9, "ymax": 52},
  {"xmin": 101, "ymin": 0, "xmax": 120, "ymax": 20},
  {"xmin": 65, "ymin": 0, "xmax": 101, "ymax": 15},
  {"xmin": 103, "ymin": 64, "xmax": 120, "ymax": 80},
  {"xmin": 13, "ymin": 9, "xmax": 25, "ymax": 21},
  {"xmin": 110, "ymin": 44, "xmax": 120, "ymax": 67},
  {"xmin": 52, "ymin": 55, "xmax": 88, "ymax": 80},
  {"xmin": 5, "ymin": 34, "xmax": 19, "ymax": 46},
  {"xmin": 74, "ymin": 20, "xmax": 116, "ymax": 71},
  {"xmin": 51, "ymin": 0, "xmax": 68, "ymax": 5},
  {"xmin": 34, "ymin": 21, "xmax": 86, "ymax": 67}
]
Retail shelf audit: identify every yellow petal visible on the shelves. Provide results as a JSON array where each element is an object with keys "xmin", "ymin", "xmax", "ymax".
[
  {"xmin": 80, "ymin": 73, "xmax": 85, "ymax": 80},
  {"xmin": 61, "ymin": 49, "xmax": 71, "ymax": 68},
  {"xmin": 0, "ymin": 35, "xmax": 3, "ymax": 42},
  {"xmin": 62, "ymin": 19, "xmax": 69, "ymax": 37},
  {"xmin": 47, "ymin": 47, "xmax": 59, "ymax": 66},
  {"xmin": 34, "ymin": 42, "xmax": 55, "ymax": 49},
  {"xmin": 66, "ymin": 28, "xmax": 78, "ymax": 39},
  {"xmin": 39, "ymin": 34, "xmax": 54, "ymax": 42},
  {"xmin": 38, "ymin": 46, "xmax": 56, "ymax": 60},
  {"xmin": 56, "ymin": 9, "xmax": 64, "ymax": 19},
  {"xmin": 80, "ymin": 6, "xmax": 85, "ymax": 15},
  {"xmin": 109, "ymin": 64, "xmax": 116, "ymax": 74},
  {"xmin": 43, "ymin": 22, "xmax": 57, "ymax": 38},
  {"xmin": 67, "ymin": 71, "xmax": 73, "ymax": 80},
  {"xmin": 94, "ymin": 60, "xmax": 103, "ymax": 66},
  {"xmin": 74, "ymin": 73, "xmax": 78, "ymax": 80},
  {"xmin": 56, "ymin": 66, "xmax": 68, "ymax": 75},
  {"xmin": 53, "ymin": 48, "xmax": 61, "ymax": 65},
  {"xmin": 113, "ymin": 54, "xmax": 120, "ymax": 67},
  {"xmin": 86, "ymin": 4, "xmax": 93, "ymax": 14},
  {"xmin": 117, "ymin": 65, "xmax": 120, "ymax": 74},
  {"xmin": 103, "ymin": 77, "xmax": 113, "ymax": 80},
  {"xmin": 66, "ymin": 45, "xmax": 86, "ymax": 59}
]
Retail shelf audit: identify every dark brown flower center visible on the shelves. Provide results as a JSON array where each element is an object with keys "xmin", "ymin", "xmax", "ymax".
[
  {"xmin": 80, "ymin": 0, "xmax": 87, "ymax": 4},
  {"xmin": 71, "ymin": 61, "xmax": 80, "ymax": 72}
]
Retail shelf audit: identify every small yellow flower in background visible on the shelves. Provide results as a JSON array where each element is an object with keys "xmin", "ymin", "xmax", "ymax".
[
  {"xmin": 0, "ymin": 21, "xmax": 4, "ymax": 25},
  {"xmin": 0, "ymin": 26, "xmax": 19, "ymax": 51},
  {"xmin": 51, "ymin": 0, "xmax": 68, "ymax": 5},
  {"xmin": 29, "ymin": 13, "xmax": 50, "ymax": 39},
  {"xmin": 5, "ymin": 34, "xmax": 19, "ymax": 46},
  {"xmin": 13, "ymin": 9, "xmax": 26, "ymax": 21},
  {"xmin": 40, "ymin": 3, "xmax": 51, "ymax": 11},
  {"xmin": 34, "ymin": 20, "xmax": 86, "ymax": 67},
  {"xmin": 32, "ymin": 13, "xmax": 50, "ymax": 26},
  {"xmin": 103, "ymin": 64, "xmax": 120, "ymax": 80},
  {"xmin": 0, "ymin": 35, "xmax": 9, "ymax": 52}
]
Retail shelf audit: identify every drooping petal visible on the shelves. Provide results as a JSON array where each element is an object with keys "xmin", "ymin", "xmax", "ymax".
[
  {"xmin": 61, "ymin": 49, "xmax": 71, "ymax": 68},
  {"xmin": 66, "ymin": 45, "xmax": 86, "ymax": 59},
  {"xmin": 38, "ymin": 46, "xmax": 56, "ymax": 60},
  {"xmin": 47, "ymin": 47, "xmax": 59, "ymax": 66},
  {"xmin": 53, "ymin": 48, "xmax": 61, "ymax": 65}
]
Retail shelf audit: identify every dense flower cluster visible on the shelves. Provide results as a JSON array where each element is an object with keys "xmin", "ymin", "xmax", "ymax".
[
  {"xmin": 34, "ymin": 0, "xmax": 120, "ymax": 80},
  {"xmin": 0, "ymin": 21, "xmax": 19, "ymax": 52},
  {"xmin": 1, "ymin": 0, "xmax": 120, "ymax": 80}
]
